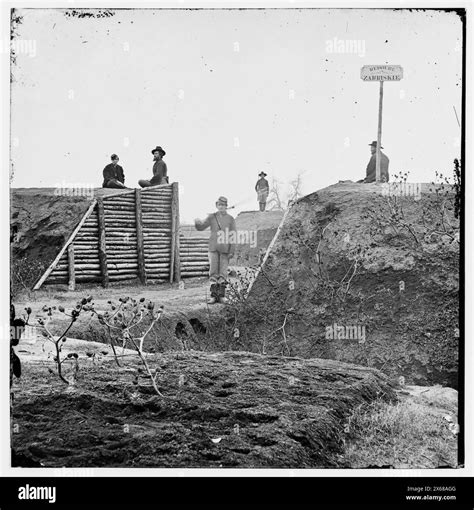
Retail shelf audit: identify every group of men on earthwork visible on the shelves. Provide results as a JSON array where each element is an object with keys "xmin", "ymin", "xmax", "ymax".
[
  {"xmin": 102, "ymin": 146, "xmax": 169, "ymax": 189},
  {"xmin": 100, "ymin": 141, "xmax": 389, "ymax": 305}
]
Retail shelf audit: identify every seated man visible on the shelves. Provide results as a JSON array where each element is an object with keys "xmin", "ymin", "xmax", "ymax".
[
  {"xmin": 139, "ymin": 146, "xmax": 169, "ymax": 187},
  {"xmin": 102, "ymin": 154, "xmax": 126, "ymax": 188},
  {"xmin": 360, "ymin": 141, "xmax": 389, "ymax": 183}
]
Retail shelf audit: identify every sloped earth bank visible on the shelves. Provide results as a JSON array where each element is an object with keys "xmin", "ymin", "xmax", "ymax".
[
  {"xmin": 242, "ymin": 182, "xmax": 460, "ymax": 388},
  {"xmin": 12, "ymin": 338, "xmax": 397, "ymax": 468},
  {"xmin": 13, "ymin": 278, "xmax": 237, "ymax": 354}
]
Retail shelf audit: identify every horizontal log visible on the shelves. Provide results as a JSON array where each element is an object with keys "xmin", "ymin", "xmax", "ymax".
[
  {"xmin": 77, "ymin": 227, "xmax": 100, "ymax": 232},
  {"xmin": 106, "ymin": 240, "xmax": 137, "ymax": 244},
  {"xmin": 103, "ymin": 211, "xmax": 136, "ymax": 216},
  {"xmin": 105, "ymin": 246, "xmax": 138, "ymax": 250},
  {"xmin": 104, "ymin": 213, "xmax": 136, "ymax": 217},
  {"xmin": 105, "ymin": 227, "xmax": 137, "ymax": 231},
  {"xmin": 140, "ymin": 201, "xmax": 171, "ymax": 206},
  {"xmin": 141, "ymin": 188, "xmax": 172, "ymax": 193},
  {"xmin": 56, "ymin": 265, "xmax": 100, "ymax": 271},
  {"xmin": 75, "ymin": 237, "xmax": 99, "ymax": 242},
  {"xmin": 103, "ymin": 196, "xmax": 135, "ymax": 203},
  {"xmin": 107, "ymin": 253, "xmax": 139, "ymax": 258},
  {"xmin": 104, "ymin": 223, "xmax": 137, "ymax": 228},
  {"xmin": 140, "ymin": 203, "xmax": 171, "ymax": 208},
  {"xmin": 103, "ymin": 206, "xmax": 135, "ymax": 212},
  {"xmin": 103, "ymin": 207, "xmax": 135, "ymax": 213},
  {"xmin": 142, "ymin": 212, "xmax": 171, "ymax": 217},
  {"xmin": 141, "ymin": 197, "xmax": 172, "ymax": 203},
  {"xmin": 141, "ymin": 194, "xmax": 172, "ymax": 199},
  {"xmin": 106, "ymin": 250, "xmax": 138, "ymax": 255},
  {"xmin": 108, "ymin": 276, "xmax": 139, "ymax": 282}
]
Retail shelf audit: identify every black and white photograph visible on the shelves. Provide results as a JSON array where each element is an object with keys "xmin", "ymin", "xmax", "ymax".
[{"xmin": 1, "ymin": 0, "xmax": 470, "ymax": 496}]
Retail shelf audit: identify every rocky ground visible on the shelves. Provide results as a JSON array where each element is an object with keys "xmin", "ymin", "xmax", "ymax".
[
  {"xmin": 12, "ymin": 335, "xmax": 398, "ymax": 468},
  {"xmin": 11, "ymin": 334, "xmax": 458, "ymax": 469}
]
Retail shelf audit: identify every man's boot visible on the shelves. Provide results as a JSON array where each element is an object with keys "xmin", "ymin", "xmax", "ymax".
[
  {"xmin": 218, "ymin": 281, "xmax": 228, "ymax": 304},
  {"xmin": 207, "ymin": 283, "xmax": 218, "ymax": 304}
]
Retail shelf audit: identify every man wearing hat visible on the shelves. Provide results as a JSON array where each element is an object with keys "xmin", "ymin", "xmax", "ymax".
[
  {"xmin": 138, "ymin": 146, "xmax": 169, "ymax": 187},
  {"xmin": 255, "ymin": 171, "xmax": 270, "ymax": 211},
  {"xmin": 102, "ymin": 154, "xmax": 126, "ymax": 189},
  {"xmin": 362, "ymin": 141, "xmax": 389, "ymax": 183},
  {"xmin": 195, "ymin": 197, "xmax": 237, "ymax": 304}
]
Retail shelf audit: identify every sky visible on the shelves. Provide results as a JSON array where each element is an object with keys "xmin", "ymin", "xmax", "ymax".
[{"xmin": 10, "ymin": 7, "xmax": 463, "ymax": 222}]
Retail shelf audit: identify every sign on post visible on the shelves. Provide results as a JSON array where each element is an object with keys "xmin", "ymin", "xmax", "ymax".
[
  {"xmin": 361, "ymin": 65, "xmax": 403, "ymax": 182},
  {"xmin": 361, "ymin": 65, "xmax": 403, "ymax": 82}
]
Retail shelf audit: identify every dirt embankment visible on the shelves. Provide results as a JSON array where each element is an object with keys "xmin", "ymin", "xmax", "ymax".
[
  {"xmin": 12, "ymin": 336, "xmax": 397, "ymax": 468},
  {"xmin": 244, "ymin": 182, "xmax": 460, "ymax": 388},
  {"xmin": 233, "ymin": 210, "xmax": 284, "ymax": 266},
  {"xmin": 11, "ymin": 188, "xmax": 93, "ymax": 267}
]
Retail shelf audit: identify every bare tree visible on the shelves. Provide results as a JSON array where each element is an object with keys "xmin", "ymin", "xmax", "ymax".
[
  {"xmin": 266, "ymin": 177, "xmax": 285, "ymax": 211},
  {"xmin": 288, "ymin": 172, "xmax": 304, "ymax": 203}
]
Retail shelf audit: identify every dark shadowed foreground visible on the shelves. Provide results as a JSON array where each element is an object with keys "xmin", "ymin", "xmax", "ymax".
[{"xmin": 12, "ymin": 340, "xmax": 396, "ymax": 468}]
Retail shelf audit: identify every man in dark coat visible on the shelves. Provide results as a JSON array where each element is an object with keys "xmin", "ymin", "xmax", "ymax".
[
  {"xmin": 195, "ymin": 196, "xmax": 236, "ymax": 304},
  {"xmin": 362, "ymin": 141, "xmax": 389, "ymax": 183},
  {"xmin": 255, "ymin": 171, "xmax": 270, "ymax": 211},
  {"xmin": 102, "ymin": 154, "xmax": 126, "ymax": 188},
  {"xmin": 139, "ymin": 146, "xmax": 169, "ymax": 187}
]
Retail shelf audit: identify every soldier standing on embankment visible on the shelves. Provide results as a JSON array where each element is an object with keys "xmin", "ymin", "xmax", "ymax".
[
  {"xmin": 139, "ymin": 146, "xmax": 169, "ymax": 187},
  {"xmin": 255, "ymin": 171, "xmax": 269, "ymax": 211},
  {"xmin": 194, "ymin": 196, "xmax": 236, "ymax": 304}
]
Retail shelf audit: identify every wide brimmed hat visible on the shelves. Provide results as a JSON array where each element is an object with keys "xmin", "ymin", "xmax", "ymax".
[
  {"xmin": 151, "ymin": 146, "xmax": 166, "ymax": 156},
  {"xmin": 258, "ymin": 171, "xmax": 267, "ymax": 177},
  {"xmin": 369, "ymin": 141, "xmax": 383, "ymax": 149},
  {"xmin": 216, "ymin": 196, "xmax": 228, "ymax": 206}
]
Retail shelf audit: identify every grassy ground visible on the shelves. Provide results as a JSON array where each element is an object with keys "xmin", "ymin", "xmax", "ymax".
[{"xmin": 341, "ymin": 386, "xmax": 459, "ymax": 468}]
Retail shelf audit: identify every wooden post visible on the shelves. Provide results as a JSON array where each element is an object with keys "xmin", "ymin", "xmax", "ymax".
[
  {"xmin": 245, "ymin": 203, "xmax": 292, "ymax": 298},
  {"xmin": 135, "ymin": 189, "xmax": 146, "ymax": 284},
  {"xmin": 376, "ymin": 80, "xmax": 384, "ymax": 182},
  {"xmin": 68, "ymin": 243, "xmax": 75, "ymax": 291},
  {"xmin": 97, "ymin": 198, "xmax": 109, "ymax": 288},
  {"xmin": 170, "ymin": 182, "xmax": 181, "ymax": 283}
]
